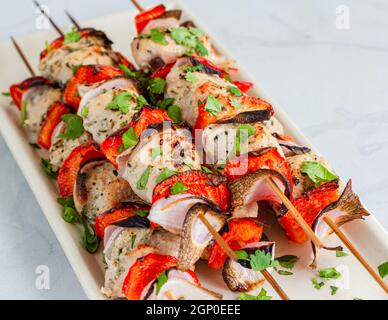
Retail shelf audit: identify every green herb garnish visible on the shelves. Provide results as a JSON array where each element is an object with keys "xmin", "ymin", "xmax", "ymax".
[
  {"xmin": 150, "ymin": 28, "xmax": 168, "ymax": 45},
  {"xmin": 59, "ymin": 114, "xmax": 84, "ymax": 140},
  {"xmin": 300, "ymin": 161, "xmax": 338, "ymax": 186},
  {"xmin": 167, "ymin": 105, "xmax": 182, "ymax": 123},
  {"xmin": 204, "ymin": 95, "xmax": 222, "ymax": 116},
  {"xmin": 228, "ymin": 86, "xmax": 242, "ymax": 96},
  {"xmin": 136, "ymin": 166, "xmax": 152, "ymax": 190},
  {"xmin": 122, "ymin": 127, "xmax": 138, "ymax": 150},
  {"xmin": 156, "ymin": 168, "xmax": 178, "ymax": 184},
  {"xmin": 134, "ymin": 210, "xmax": 148, "ymax": 217},
  {"xmin": 83, "ymin": 221, "xmax": 99, "ymax": 253},
  {"xmin": 106, "ymin": 92, "xmax": 135, "ymax": 114},
  {"xmin": 378, "ymin": 261, "xmax": 388, "ymax": 279},
  {"xmin": 156, "ymin": 271, "xmax": 168, "ymax": 294},
  {"xmin": 2, "ymin": 91, "xmax": 10, "ymax": 97},
  {"xmin": 81, "ymin": 107, "xmax": 89, "ymax": 117},
  {"xmin": 41, "ymin": 158, "xmax": 57, "ymax": 179},
  {"xmin": 148, "ymin": 77, "xmax": 166, "ymax": 95},
  {"xmin": 275, "ymin": 255, "xmax": 299, "ymax": 269},
  {"xmin": 336, "ymin": 250, "xmax": 348, "ymax": 258},
  {"xmin": 64, "ymin": 28, "xmax": 81, "ymax": 44},
  {"xmin": 250, "ymin": 250, "xmax": 279, "ymax": 271},
  {"xmin": 170, "ymin": 181, "xmax": 189, "ymax": 195},
  {"xmin": 136, "ymin": 95, "xmax": 148, "ymax": 110},
  {"xmin": 312, "ymin": 278, "xmax": 325, "ymax": 290},
  {"xmin": 239, "ymin": 288, "xmax": 272, "ymax": 300},
  {"xmin": 21, "ymin": 101, "xmax": 27, "ymax": 126},
  {"xmin": 318, "ymin": 267, "xmax": 341, "ymax": 279},
  {"xmin": 229, "ymin": 97, "xmax": 243, "ymax": 109},
  {"xmin": 330, "ymin": 286, "xmax": 339, "ymax": 296}
]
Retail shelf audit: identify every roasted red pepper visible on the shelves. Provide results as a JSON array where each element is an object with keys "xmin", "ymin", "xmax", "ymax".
[
  {"xmin": 94, "ymin": 204, "xmax": 150, "ymax": 239},
  {"xmin": 64, "ymin": 65, "xmax": 124, "ymax": 110},
  {"xmin": 100, "ymin": 107, "xmax": 171, "ymax": 166},
  {"xmin": 278, "ymin": 181, "xmax": 340, "ymax": 244},
  {"xmin": 135, "ymin": 4, "xmax": 166, "ymax": 34},
  {"xmin": 114, "ymin": 52, "xmax": 136, "ymax": 70},
  {"xmin": 150, "ymin": 62, "xmax": 175, "ymax": 79},
  {"xmin": 208, "ymin": 218, "xmax": 263, "ymax": 269},
  {"xmin": 37, "ymin": 102, "xmax": 70, "ymax": 149},
  {"xmin": 122, "ymin": 253, "xmax": 177, "ymax": 300},
  {"xmin": 223, "ymin": 147, "xmax": 293, "ymax": 191},
  {"xmin": 233, "ymin": 80, "xmax": 253, "ymax": 94},
  {"xmin": 195, "ymin": 90, "xmax": 273, "ymax": 129},
  {"xmin": 191, "ymin": 56, "xmax": 236, "ymax": 78},
  {"xmin": 152, "ymin": 170, "xmax": 230, "ymax": 212},
  {"xmin": 9, "ymin": 76, "xmax": 51, "ymax": 109},
  {"xmin": 57, "ymin": 141, "xmax": 104, "ymax": 197}
]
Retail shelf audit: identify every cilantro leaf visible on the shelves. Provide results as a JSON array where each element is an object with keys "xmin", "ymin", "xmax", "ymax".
[
  {"xmin": 170, "ymin": 181, "xmax": 189, "ymax": 195},
  {"xmin": 204, "ymin": 95, "xmax": 222, "ymax": 116},
  {"xmin": 158, "ymin": 98, "xmax": 175, "ymax": 110},
  {"xmin": 185, "ymin": 71, "xmax": 198, "ymax": 83},
  {"xmin": 336, "ymin": 250, "xmax": 348, "ymax": 258},
  {"xmin": 156, "ymin": 271, "xmax": 168, "ymax": 294},
  {"xmin": 151, "ymin": 147, "xmax": 162, "ymax": 159},
  {"xmin": 301, "ymin": 161, "xmax": 338, "ymax": 186},
  {"xmin": 167, "ymin": 105, "xmax": 182, "ymax": 123},
  {"xmin": 136, "ymin": 166, "xmax": 152, "ymax": 190},
  {"xmin": 81, "ymin": 107, "xmax": 89, "ymax": 117},
  {"xmin": 378, "ymin": 261, "xmax": 388, "ymax": 279},
  {"xmin": 106, "ymin": 92, "xmax": 134, "ymax": 114},
  {"xmin": 312, "ymin": 278, "xmax": 325, "ymax": 290},
  {"xmin": 150, "ymin": 28, "xmax": 168, "ymax": 45},
  {"xmin": 134, "ymin": 210, "xmax": 148, "ymax": 217},
  {"xmin": 201, "ymin": 166, "xmax": 213, "ymax": 174},
  {"xmin": 122, "ymin": 127, "xmax": 138, "ymax": 150},
  {"xmin": 148, "ymin": 77, "xmax": 166, "ymax": 95},
  {"xmin": 239, "ymin": 288, "xmax": 272, "ymax": 300},
  {"xmin": 41, "ymin": 158, "xmax": 57, "ymax": 179},
  {"xmin": 235, "ymin": 250, "xmax": 249, "ymax": 261},
  {"xmin": 64, "ymin": 28, "xmax": 81, "ymax": 43},
  {"xmin": 275, "ymin": 255, "xmax": 299, "ymax": 269},
  {"xmin": 136, "ymin": 95, "xmax": 148, "ymax": 110},
  {"xmin": 229, "ymin": 97, "xmax": 243, "ymax": 109},
  {"xmin": 318, "ymin": 267, "xmax": 341, "ymax": 279},
  {"xmin": 228, "ymin": 85, "xmax": 242, "ymax": 96},
  {"xmin": 330, "ymin": 286, "xmax": 339, "ymax": 296},
  {"xmin": 156, "ymin": 168, "xmax": 178, "ymax": 184},
  {"xmin": 250, "ymin": 250, "xmax": 278, "ymax": 271},
  {"xmin": 59, "ymin": 114, "xmax": 84, "ymax": 140},
  {"xmin": 63, "ymin": 206, "xmax": 82, "ymax": 224},
  {"xmin": 83, "ymin": 221, "xmax": 99, "ymax": 253},
  {"xmin": 2, "ymin": 92, "xmax": 10, "ymax": 97}
]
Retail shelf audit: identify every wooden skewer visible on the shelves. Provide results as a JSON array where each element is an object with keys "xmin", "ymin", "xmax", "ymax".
[
  {"xmin": 198, "ymin": 212, "xmax": 290, "ymax": 300},
  {"xmin": 323, "ymin": 215, "xmax": 388, "ymax": 294},
  {"xmin": 65, "ymin": 10, "xmax": 81, "ymax": 30},
  {"xmin": 33, "ymin": 0, "xmax": 64, "ymax": 36},
  {"xmin": 10, "ymin": 36, "xmax": 35, "ymax": 76},
  {"xmin": 267, "ymin": 178, "xmax": 324, "ymax": 249},
  {"xmin": 130, "ymin": 0, "xmax": 144, "ymax": 12}
]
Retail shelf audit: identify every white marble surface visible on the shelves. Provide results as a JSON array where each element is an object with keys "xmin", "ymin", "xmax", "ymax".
[{"xmin": 0, "ymin": 0, "xmax": 387, "ymax": 299}]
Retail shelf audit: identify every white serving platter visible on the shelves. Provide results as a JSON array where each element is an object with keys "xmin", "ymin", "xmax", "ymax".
[{"xmin": 0, "ymin": 1, "xmax": 387, "ymax": 300}]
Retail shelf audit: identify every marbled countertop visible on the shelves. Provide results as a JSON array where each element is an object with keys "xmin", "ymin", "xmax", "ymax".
[{"xmin": 0, "ymin": 0, "xmax": 387, "ymax": 299}]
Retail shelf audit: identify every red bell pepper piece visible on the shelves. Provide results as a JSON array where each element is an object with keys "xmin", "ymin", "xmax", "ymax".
[
  {"xmin": 135, "ymin": 4, "xmax": 166, "ymax": 34},
  {"xmin": 37, "ymin": 102, "xmax": 70, "ymax": 149},
  {"xmin": 64, "ymin": 65, "xmax": 124, "ymax": 110},
  {"xmin": 208, "ymin": 218, "xmax": 263, "ymax": 269},
  {"xmin": 9, "ymin": 76, "xmax": 51, "ymax": 109},
  {"xmin": 100, "ymin": 107, "xmax": 171, "ymax": 166},
  {"xmin": 150, "ymin": 62, "xmax": 175, "ymax": 79},
  {"xmin": 94, "ymin": 204, "xmax": 150, "ymax": 239},
  {"xmin": 152, "ymin": 170, "xmax": 230, "ymax": 212},
  {"xmin": 233, "ymin": 80, "xmax": 253, "ymax": 94},
  {"xmin": 223, "ymin": 147, "xmax": 293, "ymax": 192},
  {"xmin": 278, "ymin": 181, "xmax": 340, "ymax": 244},
  {"xmin": 194, "ymin": 91, "xmax": 273, "ymax": 129},
  {"xmin": 114, "ymin": 52, "xmax": 136, "ymax": 70},
  {"xmin": 122, "ymin": 253, "xmax": 177, "ymax": 300},
  {"xmin": 57, "ymin": 141, "xmax": 104, "ymax": 197}
]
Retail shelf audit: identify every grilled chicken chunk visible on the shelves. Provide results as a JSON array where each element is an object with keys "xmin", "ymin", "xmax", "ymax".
[
  {"xmin": 74, "ymin": 160, "xmax": 136, "ymax": 223},
  {"xmin": 118, "ymin": 123, "xmax": 201, "ymax": 203},
  {"xmin": 146, "ymin": 229, "xmax": 181, "ymax": 258},
  {"xmin": 39, "ymin": 32, "xmax": 120, "ymax": 84},
  {"xmin": 78, "ymin": 77, "xmax": 140, "ymax": 144},
  {"xmin": 22, "ymin": 85, "xmax": 62, "ymax": 141}
]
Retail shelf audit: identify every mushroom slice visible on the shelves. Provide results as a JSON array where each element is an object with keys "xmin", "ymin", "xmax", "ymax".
[
  {"xmin": 156, "ymin": 278, "xmax": 222, "ymax": 300},
  {"xmin": 102, "ymin": 243, "xmax": 155, "ymax": 299},
  {"xmin": 74, "ymin": 160, "xmax": 136, "ymax": 223},
  {"xmin": 310, "ymin": 180, "xmax": 370, "ymax": 267},
  {"xmin": 178, "ymin": 203, "xmax": 226, "ymax": 270},
  {"xmin": 278, "ymin": 139, "xmax": 311, "ymax": 157},
  {"xmin": 229, "ymin": 169, "xmax": 291, "ymax": 215},
  {"xmin": 223, "ymin": 242, "xmax": 275, "ymax": 292},
  {"xmin": 148, "ymin": 194, "xmax": 211, "ymax": 234}
]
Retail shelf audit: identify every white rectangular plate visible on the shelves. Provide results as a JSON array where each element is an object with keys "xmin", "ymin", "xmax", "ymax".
[{"xmin": 0, "ymin": 1, "xmax": 387, "ymax": 300}]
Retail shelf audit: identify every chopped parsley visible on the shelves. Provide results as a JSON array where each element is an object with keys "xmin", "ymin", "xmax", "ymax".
[
  {"xmin": 336, "ymin": 250, "xmax": 348, "ymax": 258},
  {"xmin": 275, "ymin": 255, "xmax": 299, "ymax": 269},
  {"xmin": 148, "ymin": 77, "xmax": 166, "ymax": 95},
  {"xmin": 158, "ymin": 98, "xmax": 175, "ymax": 110},
  {"xmin": 300, "ymin": 161, "xmax": 338, "ymax": 186},
  {"xmin": 136, "ymin": 166, "xmax": 152, "ymax": 190},
  {"xmin": 156, "ymin": 168, "xmax": 178, "ymax": 184},
  {"xmin": 312, "ymin": 278, "xmax": 325, "ymax": 290},
  {"xmin": 229, "ymin": 97, "xmax": 243, "ymax": 109},
  {"xmin": 156, "ymin": 271, "xmax": 168, "ymax": 294},
  {"xmin": 150, "ymin": 28, "xmax": 168, "ymax": 45},
  {"xmin": 122, "ymin": 127, "xmax": 138, "ymax": 150},
  {"xmin": 59, "ymin": 114, "xmax": 84, "ymax": 140},
  {"xmin": 81, "ymin": 107, "xmax": 89, "ymax": 117},
  {"xmin": 239, "ymin": 288, "xmax": 272, "ymax": 300},
  {"xmin": 83, "ymin": 221, "xmax": 99, "ymax": 253},
  {"xmin": 204, "ymin": 95, "xmax": 222, "ymax": 116},
  {"xmin": 41, "ymin": 158, "xmax": 57, "ymax": 179},
  {"xmin": 318, "ymin": 267, "xmax": 341, "ymax": 279},
  {"xmin": 134, "ymin": 210, "xmax": 148, "ymax": 217},
  {"xmin": 136, "ymin": 95, "xmax": 148, "ymax": 110},
  {"xmin": 250, "ymin": 250, "xmax": 279, "ymax": 271},
  {"xmin": 185, "ymin": 72, "xmax": 198, "ymax": 83},
  {"xmin": 1, "ymin": 91, "xmax": 10, "ymax": 97},
  {"xmin": 64, "ymin": 28, "xmax": 81, "ymax": 44},
  {"xmin": 57, "ymin": 197, "xmax": 81, "ymax": 224},
  {"xmin": 170, "ymin": 181, "xmax": 189, "ymax": 195},
  {"xmin": 330, "ymin": 286, "xmax": 339, "ymax": 296},
  {"xmin": 106, "ymin": 92, "xmax": 135, "ymax": 114},
  {"xmin": 169, "ymin": 27, "xmax": 208, "ymax": 56},
  {"xmin": 167, "ymin": 105, "xmax": 182, "ymax": 123},
  {"xmin": 151, "ymin": 147, "xmax": 162, "ymax": 159},
  {"xmin": 235, "ymin": 250, "xmax": 249, "ymax": 261},
  {"xmin": 378, "ymin": 261, "xmax": 388, "ymax": 279},
  {"xmin": 228, "ymin": 85, "xmax": 242, "ymax": 96}
]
